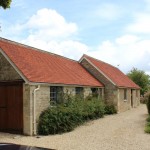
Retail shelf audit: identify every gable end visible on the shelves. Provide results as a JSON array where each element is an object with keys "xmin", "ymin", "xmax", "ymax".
[
  {"xmin": 0, "ymin": 48, "xmax": 28, "ymax": 82},
  {"xmin": 80, "ymin": 57, "xmax": 116, "ymax": 86}
]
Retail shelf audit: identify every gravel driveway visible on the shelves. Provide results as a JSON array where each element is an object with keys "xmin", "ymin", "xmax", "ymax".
[{"xmin": 0, "ymin": 104, "xmax": 150, "ymax": 150}]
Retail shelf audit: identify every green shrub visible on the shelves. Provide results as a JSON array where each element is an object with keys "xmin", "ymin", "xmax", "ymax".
[
  {"xmin": 38, "ymin": 97, "xmax": 105, "ymax": 135},
  {"xmin": 145, "ymin": 115, "xmax": 150, "ymax": 134},
  {"xmin": 145, "ymin": 126, "xmax": 150, "ymax": 133},
  {"xmin": 104, "ymin": 105, "xmax": 117, "ymax": 115},
  {"xmin": 146, "ymin": 116, "xmax": 150, "ymax": 122},
  {"xmin": 38, "ymin": 105, "xmax": 83, "ymax": 135},
  {"xmin": 81, "ymin": 99, "xmax": 105, "ymax": 120},
  {"xmin": 145, "ymin": 122, "xmax": 150, "ymax": 133},
  {"xmin": 141, "ymin": 91, "xmax": 150, "ymax": 104},
  {"xmin": 146, "ymin": 95, "xmax": 150, "ymax": 115}
]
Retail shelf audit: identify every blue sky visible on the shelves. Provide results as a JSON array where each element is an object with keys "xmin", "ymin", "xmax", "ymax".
[{"xmin": 0, "ymin": 0, "xmax": 150, "ymax": 74}]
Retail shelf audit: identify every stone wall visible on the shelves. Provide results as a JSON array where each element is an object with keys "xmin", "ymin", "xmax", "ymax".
[
  {"xmin": 80, "ymin": 59, "xmax": 117, "ymax": 106},
  {"xmin": 137, "ymin": 90, "xmax": 140, "ymax": 106},
  {"xmin": 118, "ymin": 88, "xmax": 131, "ymax": 112},
  {"xmin": 23, "ymin": 85, "xmax": 50, "ymax": 135},
  {"xmin": 0, "ymin": 52, "xmax": 22, "ymax": 81},
  {"xmin": 84, "ymin": 87, "xmax": 92, "ymax": 98},
  {"xmin": 63, "ymin": 86, "xmax": 76, "ymax": 96},
  {"xmin": 131, "ymin": 89, "xmax": 140, "ymax": 108},
  {"xmin": 35, "ymin": 85, "xmax": 50, "ymax": 119},
  {"xmin": 80, "ymin": 58, "xmax": 140, "ymax": 112},
  {"xmin": 63, "ymin": 86, "xmax": 103, "ymax": 99},
  {"xmin": 117, "ymin": 89, "xmax": 140, "ymax": 112},
  {"xmin": 23, "ymin": 84, "xmax": 32, "ymax": 135},
  {"xmin": 23, "ymin": 85, "xmax": 104, "ymax": 135}
]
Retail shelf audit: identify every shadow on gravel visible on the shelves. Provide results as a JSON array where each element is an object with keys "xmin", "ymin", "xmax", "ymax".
[{"xmin": 0, "ymin": 143, "xmax": 55, "ymax": 150}]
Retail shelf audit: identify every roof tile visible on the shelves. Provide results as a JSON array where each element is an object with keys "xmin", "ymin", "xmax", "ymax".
[
  {"xmin": 83, "ymin": 54, "xmax": 140, "ymax": 89},
  {"xmin": 0, "ymin": 38, "xmax": 103, "ymax": 87}
]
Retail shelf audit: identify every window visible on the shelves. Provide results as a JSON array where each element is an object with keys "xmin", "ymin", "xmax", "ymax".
[
  {"xmin": 50, "ymin": 86, "xmax": 63, "ymax": 104},
  {"xmin": 124, "ymin": 89, "xmax": 127, "ymax": 100},
  {"xmin": 91, "ymin": 88, "xmax": 98, "ymax": 98},
  {"xmin": 75, "ymin": 87, "xmax": 83, "ymax": 96}
]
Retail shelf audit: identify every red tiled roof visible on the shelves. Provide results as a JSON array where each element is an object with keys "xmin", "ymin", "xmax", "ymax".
[
  {"xmin": 82, "ymin": 54, "xmax": 140, "ymax": 89},
  {"xmin": 0, "ymin": 38, "xmax": 103, "ymax": 87}
]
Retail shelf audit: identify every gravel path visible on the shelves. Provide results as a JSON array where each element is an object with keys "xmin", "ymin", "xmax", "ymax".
[{"xmin": 0, "ymin": 104, "xmax": 150, "ymax": 150}]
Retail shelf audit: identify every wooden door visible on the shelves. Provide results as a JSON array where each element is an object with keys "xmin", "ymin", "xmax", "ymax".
[
  {"xmin": 0, "ymin": 86, "xmax": 7, "ymax": 130},
  {"xmin": 0, "ymin": 82, "xmax": 23, "ymax": 133}
]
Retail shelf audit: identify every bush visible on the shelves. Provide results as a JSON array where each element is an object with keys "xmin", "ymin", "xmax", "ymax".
[
  {"xmin": 38, "ymin": 97, "xmax": 105, "ymax": 135},
  {"xmin": 104, "ymin": 105, "xmax": 117, "ymax": 115},
  {"xmin": 145, "ymin": 125, "xmax": 150, "ymax": 133},
  {"xmin": 145, "ymin": 115, "xmax": 150, "ymax": 134},
  {"xmin": 146, "ymin": 116, "xmax": 150, "ymax": 122},
  {"xmin": 145, "ymin": 122, "xmax": 150, "ymax": 133},
  {"xmin": 38, "ymin": 105, "xmax": 83, "ymax": 135},
  {"xmin": 141, "ymin": 91, "xmax": 150, "ymax": 104},
  {"xmin": 146, "ymin": 95, "xmax": 150, "ymax": 115}
]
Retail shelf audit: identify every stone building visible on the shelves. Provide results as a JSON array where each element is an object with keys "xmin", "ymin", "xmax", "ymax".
[
  {"xmin": 0, "ymin": 38, "xmax": 140, "ymax": 135},
  {"xmin": 0, "ymin": 38, "xmax": 104, "ymax": 135},
  {"xmin": 79, "ymin": 54, "xmax": 140, "ymax": 113}
]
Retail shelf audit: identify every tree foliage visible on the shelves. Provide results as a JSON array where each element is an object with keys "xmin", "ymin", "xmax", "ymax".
[
  {"xmin": 0, "ymin": 0, "xmax": 12, "ymax": 9},
  {"xmin": 127, "ymin": 68, "xmax": 150, "ymax": 95}
]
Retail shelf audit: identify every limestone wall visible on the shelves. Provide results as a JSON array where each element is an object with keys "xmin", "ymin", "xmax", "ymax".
[
  {"xmin": 80, "ymin": 59, "xmax": 118, "ymax": 106},
  {"xmin": 117, "ymin": 89, "xmax": 140, "ymax": 112},
  {"xmin": 0, "ymin": 52, "xmax": 22, "ymax": 81},
  {"xmin": 23, "ymin": 84, "xmax": 32, "ymax": 135},
  {"xmin": 118, "ymin": 89, "xmax": 131, "ymax": 112}
]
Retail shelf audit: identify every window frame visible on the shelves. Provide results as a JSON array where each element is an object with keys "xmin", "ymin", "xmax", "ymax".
[
  {"xmin": 50, "ymin": 86, "xmax": 63, "ymax": 104},
  {"xmin": 91, "ymin": 88, "xmax": 99, "ymax": 98},
  {"xmin": 75, "ymin": 87, "xmax": 84, "ymax": 96}
]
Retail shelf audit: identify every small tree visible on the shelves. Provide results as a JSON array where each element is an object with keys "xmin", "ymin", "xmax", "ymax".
[
  {"xmin": 0, "ymin": 0, "xmax": 12, "ymax": 9},
  {"xmin": 127, "ymin": 68, "xmax": 150, "ymax": 95}
]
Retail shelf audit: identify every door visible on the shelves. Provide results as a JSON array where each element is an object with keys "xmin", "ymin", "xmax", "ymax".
[
  {"xmin": 0, "ymin": 81, "xmax": 23, "ymax": 133},
  {"xmin": 0, "ymin": 86, "xmax": 7, "ymax": 130}
]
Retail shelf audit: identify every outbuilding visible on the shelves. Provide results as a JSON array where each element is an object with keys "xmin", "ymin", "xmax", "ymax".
[{"xmin": 0, "ymin": 38, "xmax": 104, "ymax": 135}]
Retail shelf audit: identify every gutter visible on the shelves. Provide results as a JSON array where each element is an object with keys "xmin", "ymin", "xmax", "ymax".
[{"xmin": 33, "ymin": 85, "xmax": 40, "ymax": 135}]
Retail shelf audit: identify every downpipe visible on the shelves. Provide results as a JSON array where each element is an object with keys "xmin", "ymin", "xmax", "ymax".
[{"xmin": 33, "ymin": 85, "xmax": 40, "ymax": 135}]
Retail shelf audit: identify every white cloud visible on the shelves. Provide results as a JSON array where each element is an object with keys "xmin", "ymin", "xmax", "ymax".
[
  {"xmin": 87, "ymin": 34, "xmax": 150, "ymax": 74},
  {"xmin": 115, "ymin": 35, "xmax": 139, "ymax": 45},
  {"xmin": 8, "ymin": 8, "xmax": 78, "ymax": 41},
  {"xmin": 126, "ymin": 13, "xmax": 150, "ymax": 34},
  {"xmin": 14, "ymin": 8, "xmax": 88, "ymax": 60},
  {"xmin": 93, "ymin": 3, "xmax": 122, "ymax": 21},
  {"xmin": 24, "ymin": 9, "xmax": 78, "ymax": 40},
  {"xmin": 2, "ymin": 7, "xmax": 150, "ymax": 75},
  {"xmin": 126, "ymin": 0, "xmax": 150, "ymax": 34}
]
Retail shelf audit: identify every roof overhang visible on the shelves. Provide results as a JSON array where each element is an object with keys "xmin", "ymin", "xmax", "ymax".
[
  {"xmin": 27, "ymin": 81, "xmax": 104, "ymax": 88},
  {"xmin": 118, "ymin": 86, "xmax": 141, "ymax": 90}
]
